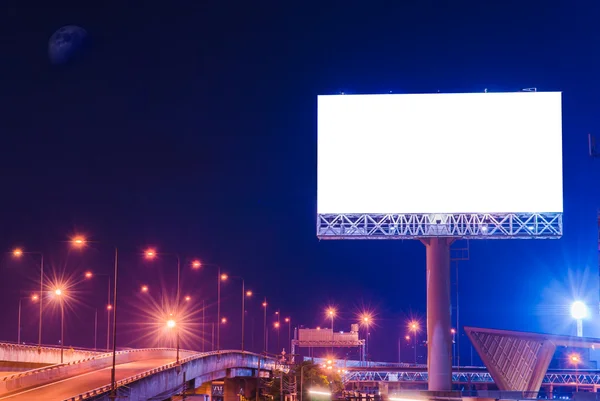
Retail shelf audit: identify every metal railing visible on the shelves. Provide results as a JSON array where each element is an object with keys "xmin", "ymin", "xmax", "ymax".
[{"xmin": 1, "ymin": 347, "xmax": 185, "ymax": 383}]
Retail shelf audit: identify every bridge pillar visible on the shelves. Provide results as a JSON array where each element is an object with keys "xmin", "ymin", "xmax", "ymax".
[{"xmin": 424, "ymin": 237, "xmax": 452, "ymax": 391}]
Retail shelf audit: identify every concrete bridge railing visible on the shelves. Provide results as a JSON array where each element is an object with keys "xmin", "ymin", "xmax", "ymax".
[
  {"xmin": 63, "ymin": 350, "xmax": 285, "ymax": 401},
  {"xmin": 0, "ymin": 341, "xmax": 101, "ymax": 364},
  {"xmin": 0, "ymin": 347, "xmax": 190, "ymax": 397}
]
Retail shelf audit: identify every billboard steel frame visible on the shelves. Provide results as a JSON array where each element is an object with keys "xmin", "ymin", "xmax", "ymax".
[
  {"xmin": 317, "ymin": 212, "xmax": 562, "ymax": 239},
  {"xmin": 316, "ymin": 92, "xmax": 563, "ymax": 392},
  {"xmin": 342, "ymin": 369, "xmax": 600, "ymax": 387}
]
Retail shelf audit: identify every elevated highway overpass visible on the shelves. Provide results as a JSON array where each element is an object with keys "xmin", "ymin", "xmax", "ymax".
[{"xmin": 0, "ymin": 347, "xmax": 280, "ymax": 401}]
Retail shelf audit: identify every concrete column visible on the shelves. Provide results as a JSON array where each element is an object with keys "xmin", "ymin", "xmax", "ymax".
[{"xmin": 424, "ymin": 237, "xmax": 453, "ymax": 391}]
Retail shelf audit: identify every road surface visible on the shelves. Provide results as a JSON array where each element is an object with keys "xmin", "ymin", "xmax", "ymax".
[{"xmin": 0, "ymin": 358, "xmax": 175, "ymax": 401}]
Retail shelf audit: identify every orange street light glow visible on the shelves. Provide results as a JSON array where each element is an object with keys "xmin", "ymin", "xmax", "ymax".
[
  {"xmin": 191, "ymin": 260, "xmax": 201, "ymax": 269},
  {"xmin": 221, "ymin": 317, "xmax": 227, "ymax": 324},
  {"xmin": 570, "ymin": 354, "xmax": 581, "ymax": 363},
  {"xmin": 451, "ymin": 328, "xmax": 456, "ymax": 334},
  {"xmin": 285, "ymin": 317, "xmax": 290, "ymax": 323},
  {"xmin": 12, "ymin": 248, "xmax": 23, "ymax": 257},
  {"xmin": 262, "ymin": 301, "xmax": 267, "ymax": 307},
  {"xmin": 327, "ymin": 308, "xmax": 336, "ymax": 317},
  {"xmin": 185, "ymin": 295, "xmax": 191, "ymax": 302},
  {"xmin": 72, "ymin": 236, "xmax": 86, "ymax": 247},
  {"xmin": 31, "ymin": 294, "xmax": 39, "ymax": 301},
  {"xmin": 54, "ymin": 289, "xmax": 62, "ymax": 296},
  {"xmin": 167, "ymin": 319, "xmax": 176, "ymax": 329},
  {"xmin": 408, "ymin": 321, "xmax": 420, "ymax": 332},
  {"xmin": 85, "ymin": 271, "xmax": 93, "ymax": 279},
  {"xmin": 246, "ymin": 290, "xmax": 253, "ymax": 297},
  {"xmin": 141, "ymin": 285, "xmax": 148, "ymax": 293},
  {"xmin": 220, "ymin": 273, "xmax": 228, "ymax": 281},
  {"xmin": 144, "ymin": 249, "xmax": 156, "ymax": 259},
  {"xmin": 107, "ymin": 304, "xmax": 113, "ymax": 310},
  {"xmin": 274, "ymin": 322, "xmax": 280, "ymax": 328},
  {"xmin": 405, "ymin": 335, "xmax": 410, "ymax": 340}
]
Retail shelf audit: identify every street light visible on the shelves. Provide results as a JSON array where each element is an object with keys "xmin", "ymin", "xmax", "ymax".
[
  {"xmin": 72, "ymin": 236, "xmax": 86, "ymax": 248},
  {"xmin": 225, "ymin": 276, "xmax": 253, "ymax": 352},
  {"xmin": 84, "ymin": 270, "xmax": 112, "ymax": 351},
  {"xmin": 360, "ymin": 313, "xmax": 372, "ymax": 366},
  {"xmin": 141, "ymin": 285, "xmax": 149, "ymax": 293},
  {"xmin": 69, "ymin": 236, "xmax": 119, "ymax": 400},
  {"xmin": 165, "ymin": 318, "xmax": 179, "ymax": 366},
  {"xmin": 262, "ymin": 298, "xmax": 268, "ymax": 353},
  {"xmin": 408, "ymin": 320, "xmax": 420, "ymax": 364},
  {"xmin": 451, "ymin": 328, "xmax": 456, "ymax": 366},
  {"xmin": 326, "ymin": 307, "xmax": 336, "ymax": 353},
  {"xmin": 284, "ymin": 317, "xmax": 291, "ymax": 355},
  {"xmin": 571, "ymin": 301, "xmax": 588, "ymax": 337},
  {"xmin": 570, "ymin": 353, "xmax": 581, "ymax": 392},
  {"xmin": 53, "ymin": 288, "xmax": 65, "ymax": 363},
  {"xmin": 17, "ymin": 294, "xmax": 39, "ymax": 344},
  {"xmin": 275, "ymin": 310, "xmax": 282, "ymax": 353},
  {"xmin": 191, "ymin": 260, "xmax": 226, "ymax": 353},
  {"xmin": 11, "ymin": 248, "xmax": 44, "ymax": 350}
]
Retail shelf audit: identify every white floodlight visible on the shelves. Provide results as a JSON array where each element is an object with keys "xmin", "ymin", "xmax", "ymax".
[
  {"xmin": 571, "ymin": 301, "xmax": 588, "ymax": 320},
  {"xmin": 571, "ymin": 301, "xmax": 588, "ymax": 337}
]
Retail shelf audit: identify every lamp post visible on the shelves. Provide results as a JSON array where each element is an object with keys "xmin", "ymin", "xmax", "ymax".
[
  {"xmin": 17, "ymin": 294, "xmax": 39, "ymax": 344},
  {"xmin": 284, "ymin": 317, "xmax": 291, "ymax": 354},
  {"xmin": 405, "ymin": 335, "xmax": 411, "ymax": 364},
  {"xmin": 53, "ymin": 288, "xmax": 65, "ymax": 363},
  {"xmin": 275, "ymin": 310, "xmax": 281, "ymax": 352},
  {"xmin": 202, "ymin": 299, "xmax": 205, "ymax": 352},
  {"xmin": 360, "ymin": 314, "xmax": 371, "ymax": 366},
  {"xmin": 70, "ymin": 236, "xmax": 120, "ymax": 400},
  {"xmin": 571, "ymin": 301, "xmax": 588, "ymax": 337},
  {"xmin": 12, "ymin": 249, "xmax": 44, "ymax": 350},
  {"xmin": 84, "ymin": 271, "xmax": 112, "ymax": 351},
  {"xmin": 409, "ymin": 321, "xmax": 419, "ymax": 364},
  {"xmin": 243, "ymin": 287, "xmax": 252, "ymax": 353},
  {"xmin": 327, "ymin": 308, "xmax": 336, "ymax": 353},
  {"xmin": 145, "ymin": 249, "xmax": 185, "ymax": 367},
  {"xmin": 570, "ymin": 354, "xmax": 581, "ymax": 392},
  {"xmin": 262, "ymin": 298, "xmax": 268, "ymax": 353},
  {"xmin": 191, "ymin": 260, "xmax": 226, "ymax": 353},
  {"xmin": 274, "ymin": 321, "xmax": 281, "ymax": 353},
  {"xmin": 94, "ymin": 308, "xmax": 98, "ymax": 350},
  {"xmin": 167, "ymin": 318, "xmax": 179, "ymax": 366},
  {"xmin": 227, "ymin": 276, "xmax": 253, "ymax": 353},
  {"xmin": 451, "ymin": 328, "xmax": 456, "ymax": 366}
]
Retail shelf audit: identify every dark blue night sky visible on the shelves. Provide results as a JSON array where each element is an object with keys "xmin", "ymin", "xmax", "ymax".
[{"xmin": 0, "ymin": 1, "xmax": 599, "ymax": 363}]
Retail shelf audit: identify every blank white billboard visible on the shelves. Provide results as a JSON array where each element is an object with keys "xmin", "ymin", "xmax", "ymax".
[{"xmin": 317, "ymin": 92, "xmax": 563, "ymax": 214}]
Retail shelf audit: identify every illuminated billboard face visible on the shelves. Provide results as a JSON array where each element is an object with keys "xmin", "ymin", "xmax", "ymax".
[{"xmin": 317, "ymin": 92, "xmax": 563, "ymax": 215}]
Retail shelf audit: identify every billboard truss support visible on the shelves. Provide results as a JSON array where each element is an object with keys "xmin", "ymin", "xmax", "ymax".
[
  {"xmin": 317, "ymin": 212, "xmax": 562, "ymax": 239},
  {"xmin": 317, "ymin": 213, "xmax": 562, "ymax": 392}
]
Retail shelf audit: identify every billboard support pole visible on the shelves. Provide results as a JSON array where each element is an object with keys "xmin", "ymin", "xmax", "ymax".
[{"xmin": 422, "ymin": 237, "xmax": 453, "ymax": 391}]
